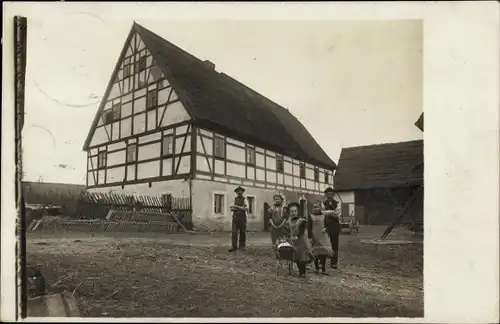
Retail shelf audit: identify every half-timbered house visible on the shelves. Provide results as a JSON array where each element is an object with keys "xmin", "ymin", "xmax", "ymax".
[{"xmin": 83, "ymin": 22, "xmax": 337, "ymax": 231}]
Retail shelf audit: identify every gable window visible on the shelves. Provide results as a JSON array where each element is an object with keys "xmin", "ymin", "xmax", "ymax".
[
  {"xmin": 112, "ymin": 104, "xmax": 121, "ymax": 120},
  {"xmin": 213, "ymin": 193, "xmax": 225, "ymax": 215},
  {"xmin": 276, "ymin": 155, "xmax": 284, "ymax": 173},
  {"xmin": 138, "ymin": 78, "xmax": 146, "ymax": 89},
  {"xmin": 324, "ymin": 171, "xmax": 329, "ymax": 184},
  {"xmin": 104, "ymin": 110, "xmax": 114, "ymax": 124},
  {"xmin": 137, "ymin": 56, "xmax": 147, "ymax": 72},
  {"xmin": 97, "ymin": 151, "xmax": 107, "ymax": 169},
  {"xmin": 314, "ymin": 167, "xmax": 320, "ymax": 182},
  {"xmin": 162, "ymin": 135, "xmax": 174, "ymax": 156},
  {"xmin": 126, "ymin": 144, "xmax": 137, "ymax": 163},
  {"xmin": 247, "ymin": 196, "xmax": 255, "ymax": 214},
  {"xmin": 146, "ymin": 89, "xmax": 158, "ymax": 109},
  {"xmin": 299, "ymin": 163, "xmax": 306, "ymax": 179},
  {"xmin": 214, "ymin": 136, "xmax": 226, "ymax": 159},
  {"xmin": 123, "ymin": 58, "xmax": 132, "ymax": 78},
  {"xmin": 246, "ymin": 146, "xmax": 256, "ymax": 166}
]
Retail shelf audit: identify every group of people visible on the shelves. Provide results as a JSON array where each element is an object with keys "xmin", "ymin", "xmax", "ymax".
[{"xmin": 228, "ymin": 185, "xmax": 342, "ymax": 278}]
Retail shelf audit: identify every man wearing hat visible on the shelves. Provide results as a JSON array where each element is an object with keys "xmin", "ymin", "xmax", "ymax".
[
  {"xmin": 322, "ymin": 187, "xmax": 342, "ymax": 268},
  {"xmin": 229, "ymin": 186, "xmax": 249, "ymax": 252}
]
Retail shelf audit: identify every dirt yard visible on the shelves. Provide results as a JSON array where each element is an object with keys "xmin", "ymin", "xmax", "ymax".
[{"xmin": 26, "ymin": 226, "xmax": 423, "ymax": 318}]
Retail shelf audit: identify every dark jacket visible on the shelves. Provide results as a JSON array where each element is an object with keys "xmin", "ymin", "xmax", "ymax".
[
  {"xmin": 232, "ymin": 196, "xmax": 247, "ymax": 222},
  {"xmin": 323, "ymin": 199, "xmax": 341, "ymax": 233}
]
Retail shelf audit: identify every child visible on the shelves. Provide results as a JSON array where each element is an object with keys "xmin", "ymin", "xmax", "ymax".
[
  {"xmin": 268, "ymin": 194, "xmax": 288, "ymax": 256},
  {"xmin": 308, "ymin": 200, "xmax": 333, "ymax": 275},
  {"xmin": 287, "ymin": 202, "xmax": 310, "ymax": 278}
]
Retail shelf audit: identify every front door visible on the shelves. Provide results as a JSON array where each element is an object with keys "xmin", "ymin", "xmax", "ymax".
[
  {"xmin": 263, "ymin": 202, "xmax": 270, "ymax": 232},
  {"xmin": 299, "ymin": 199, "xmax": 306, "ymax": 218}
]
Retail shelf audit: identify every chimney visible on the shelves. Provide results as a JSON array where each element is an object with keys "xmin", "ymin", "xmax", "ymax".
[{"xmin": 203, "ymin": 60, "xmax": 215, "ymax": 70}]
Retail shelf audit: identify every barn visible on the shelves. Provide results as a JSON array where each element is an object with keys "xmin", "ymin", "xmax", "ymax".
[
  {"xmin": 334, "ymin": 139, "xmax": 423, "ymax": 229},
  {"xmin": 82, "ymin": 22, "xmax": 337, "ymax": 231}
]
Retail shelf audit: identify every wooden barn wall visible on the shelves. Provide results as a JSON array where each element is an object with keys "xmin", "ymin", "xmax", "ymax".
[{"xmin": 355, "ymin": 186, "xmax": 423, "ymax": 226}]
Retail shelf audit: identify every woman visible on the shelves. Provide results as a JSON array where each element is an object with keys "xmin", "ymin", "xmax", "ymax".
[
  {"xmin": 308, "ymin": 200, "xmax": 333, "ymax": 275},
  {"xmin": 268, "ymin": 194, "xmax": 288, "ymax": 255},
  {"xmin": 288, "ymin": 202, "xmax": 311, "ymax": 278}
]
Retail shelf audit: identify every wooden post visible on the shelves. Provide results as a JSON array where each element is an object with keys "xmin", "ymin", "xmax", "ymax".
[{"xmin": 380, "ymin": 185, "xmax": 423, "ymax": 240}]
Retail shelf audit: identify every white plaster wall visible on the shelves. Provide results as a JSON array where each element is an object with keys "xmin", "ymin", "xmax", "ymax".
[
  {"xmin": 192, "ymin": 179, "xmax": 285, "ymax": 232},
  {"xmin": 106, "ymin": 166, "xmax": 125, "ymax": 183},
  {"xmin": 337, "ymin": 191, "xmax": 355, "ymax": 203},
  {"xmin": 87, "ymin": 179, "xmax": 190, "ymax": 198}
]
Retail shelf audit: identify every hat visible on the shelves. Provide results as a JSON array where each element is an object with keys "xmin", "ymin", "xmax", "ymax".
[
  {"xmin": 324, "ymin": 187, "xmax": 335, "ymax": 194},
  {"xmin": 234, "ymin": 186, "xmax": 245, "ymax": 193},
  {"xmin": 273, "ymin": 194, "xmax": 283, "ymax": 200}
]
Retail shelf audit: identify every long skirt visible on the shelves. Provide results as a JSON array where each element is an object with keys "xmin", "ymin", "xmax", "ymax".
[{"xmin": 291, "ymin": 235, "xmax": 311, "ymax": 263}]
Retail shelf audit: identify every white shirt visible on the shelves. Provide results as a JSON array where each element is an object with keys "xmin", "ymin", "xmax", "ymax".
[
  {"xmin": 231, "ymin": 197, "xmax": 249, "ymax": 216},
  {"xmin": 321, "ymin": 201, "xmax": 342, "ymax": 218}
]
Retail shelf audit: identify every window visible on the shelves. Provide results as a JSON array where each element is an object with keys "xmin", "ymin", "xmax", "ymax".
[
  {"xmin": 104, "ymin": 110, "xmax": 114, "ymax": 124},
  {"xmin": 299, "ymin": 163, "xmax": 306, "ymax": 179},
  {"xmin": 112, "ymin": 104, "xmax": 121, "ymax": 120},
  {"xmin": 146, "ymin": 89, "xmax": 158, "ymax": 109},
  {"xmin": 162, "ymin": 193, "xmax": 173, "ymax": 210},
  {"xmin": 324, "ymin": 171, "xmax": 329, "ymax": 184},
  {"xmin": 97, "ymin": 151, "xmax": 107, "ymax": 169},
  {"xmin": 136, "ymin": 56, "xmax": 147, "ymax": 73},
  {"xmin": 246, "ymin": 196, "xmax": 255, "ymax": 214},
  {"xmin": 214, "ymin": 194, "xmax": 225, "ymax": 214},
  {"xmin": 246, "ymin": 146, "xmax": 256, "ymax": 166},
  {"xmin": 126, "ymin": 144, "xmax": 137, "ymax": 163},
  {"xmin": 162, "ymin": 135, "xmax": 174, "ymax": 156},
  {"xmin": 276, "ymin": 155, "xmax": 284, "ymax": 173},
  {"xmin": 123, "ymin": 64, "xmax": 131, "ymax": 78},
  {"xmin": 214, "ymin": 136, "xmax": 225, "ymax": 159},
  {"xmin": 314, "ymin": 167, "xmax": 320, "ymax": 182}
]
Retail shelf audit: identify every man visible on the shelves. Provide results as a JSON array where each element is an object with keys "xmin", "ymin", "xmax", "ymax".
[
  {"xmin": 321, "ymin": 187, "xmax": 342, "ymax": 268},
  {"xmin": 228, "ymin": 186, "xmax": 249, "ymax": 252}
]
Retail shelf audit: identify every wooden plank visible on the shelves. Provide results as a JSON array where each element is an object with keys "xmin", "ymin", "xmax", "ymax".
[{"xmin": 169, "ymin": 211, "xmax": 187, "ymax": 232}]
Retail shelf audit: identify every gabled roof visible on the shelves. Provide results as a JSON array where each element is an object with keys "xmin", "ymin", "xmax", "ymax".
[
  {"xmin": 415, "ymin": 113, "xmax": 423, "ymax": 131},
  {"xmin": 83, "ymin": 23, "xmax": 336, "ymax": 170},
  {"xmin": 334, "ymin": 140, "xmax": 423, "ymax": 191}
]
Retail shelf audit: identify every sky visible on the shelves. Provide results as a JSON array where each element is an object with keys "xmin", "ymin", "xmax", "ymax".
[{"xmin": 22, "ymin": 18, "xmax": 423, "ymax": 185}]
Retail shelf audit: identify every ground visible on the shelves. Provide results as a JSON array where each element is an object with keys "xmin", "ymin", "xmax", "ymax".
[{"xmin": 26, "ymin": 226, "xmax": 423, "ymax": 318}]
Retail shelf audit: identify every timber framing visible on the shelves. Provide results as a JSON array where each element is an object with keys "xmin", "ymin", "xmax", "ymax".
[{"xmin": 83, "ymin": 22, "xmax": 336, "ymax": 195}]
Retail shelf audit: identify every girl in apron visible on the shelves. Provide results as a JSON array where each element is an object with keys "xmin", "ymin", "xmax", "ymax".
[
  {"xmin": 308, "ymin": 200, "xmax": 333, "ymax": 275},
  {"xmin": 288, "ymin": 202, "xmax": 311, "ymax": 278},
  {"xmin": 268, "ymin": 194, "xmax": 288, "ymax": 256}
]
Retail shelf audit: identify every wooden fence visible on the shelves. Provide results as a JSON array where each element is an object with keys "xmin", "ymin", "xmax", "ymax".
[{"xmin": 77, "ymin": 192, "xmax": 193, "ymax": 230}]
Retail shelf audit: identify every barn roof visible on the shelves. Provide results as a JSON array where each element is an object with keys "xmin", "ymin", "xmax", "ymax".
[
  {"xmin": 334, "ymin": 140, "xmax": 423, "ymax": 191},
  {"xmin": 82, "ymin": 23, "xmax": 336, "ymax": 170}
]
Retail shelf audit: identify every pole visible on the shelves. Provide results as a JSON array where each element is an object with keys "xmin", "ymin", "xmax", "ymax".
[{"xmin": 380, "ymin": 185, "xmax": 423, "ymax": 240}]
